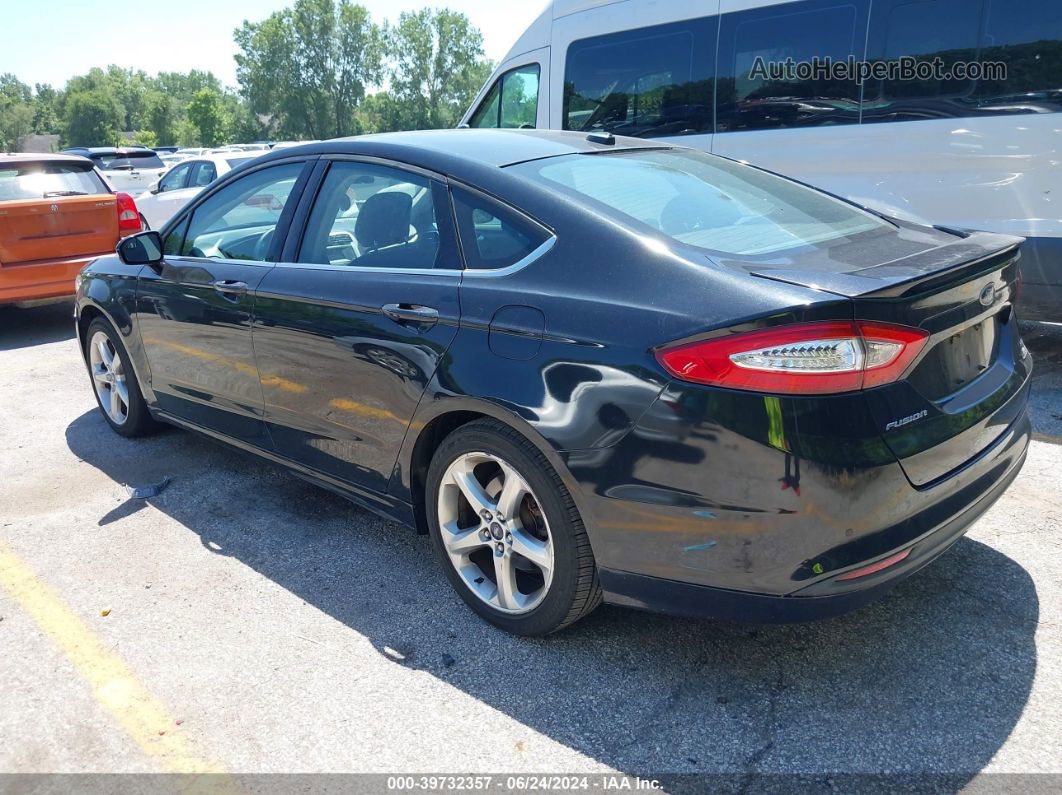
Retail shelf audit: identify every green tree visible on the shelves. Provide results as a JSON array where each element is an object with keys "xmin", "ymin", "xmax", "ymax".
[
  {"xmin": 0, "ymin": 73, "xmax": 34, "ymax": 149},
  {"xmin": 187, "ymin": 88, "xmax": 225, "ymax": 146},
  {"xmin": 387, "ymin": 9, "xmax": 492, "ymax": 130},
  {"xmin": 105, "ymin": 66, "xmax": 153, "ymax": 131},
  {"xmin": 128, "ymin": 129, "xmax": 158, "ymax": 148},
  {"xmin": 32, "ymin": 83, "xmax": 60, "ymax": 134},
  {"xmin": 175, "ymin": 119, "xmax": 200, "ymax": 147},
  {"xmin": 146, "ymin": 93, "xmax": 177, "ymax": 146},
  {"xmin": 62, "ymin": 89, "xmax": 121, "ymax": 147},
  {"xmin": 235, "ymin": 0, "xmax": 382, "ymax": 139}
]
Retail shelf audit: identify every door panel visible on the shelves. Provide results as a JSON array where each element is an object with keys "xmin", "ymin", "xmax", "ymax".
[
  {"xmin": 137, "ymin": 258, "xmax": 273, "ymax": 446},
  {"xmin": 254, "ymin": 270, "xmax": 460, "ymax": 491},
  {"xmin": 251, "ymin": 159, "xmax": 462, "ymax": 492},
  {"xmin": 135, "ymin": 159, "xmax": 310, "ymax": 447}
]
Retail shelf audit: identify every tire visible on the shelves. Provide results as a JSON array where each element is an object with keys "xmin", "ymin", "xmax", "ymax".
[
  {"xmin": 139, "ymin": 214, "xmax": 150, "ymax": 231},
  {"xmin": 84, "ymin": 317, "xmax": 160, "ymax": 438},
  {"xmin": 426, "ymin": 419, "xmax": 602, "ymax": 635}
]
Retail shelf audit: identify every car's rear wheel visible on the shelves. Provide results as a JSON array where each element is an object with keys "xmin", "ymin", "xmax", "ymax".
[
  {"xmin": 85, "ymin": 318, "xmax": 158, "ymax": 437},
  {"xmin": 426, "ymin": 420, "xmax": 601, "ymax": 635}
]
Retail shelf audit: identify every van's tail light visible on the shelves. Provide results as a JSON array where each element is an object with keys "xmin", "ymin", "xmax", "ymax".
[
  {"xmin": 656, "ymin": 321, "xmax": 929, "ymax": 395},
  {"xmin": 115, "ymin": 192, "xmax": 142, "ymax": 234}
]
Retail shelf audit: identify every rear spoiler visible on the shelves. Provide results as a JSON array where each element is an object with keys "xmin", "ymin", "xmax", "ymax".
[{"xmin": 752, "ymin": 232, "xmax": 1024, "ymax": 299}]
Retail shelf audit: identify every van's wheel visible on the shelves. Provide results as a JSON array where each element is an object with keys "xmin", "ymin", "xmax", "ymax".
[
  {"xmin": 84, "ymin": 317, "xmax": 159, "ymax": 438},
  {"xmin": 426, "ymin": 419, "xmax": 602, "ymax": 635}
]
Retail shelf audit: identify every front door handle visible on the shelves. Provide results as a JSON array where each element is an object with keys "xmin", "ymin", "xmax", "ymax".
[
  {"xmin": 382, "ymin": 303, "xmax": 439, "ymax": 325},
  {"xmin": 213, "ymin": 280, "xmax": 248, "ymax": 297}
]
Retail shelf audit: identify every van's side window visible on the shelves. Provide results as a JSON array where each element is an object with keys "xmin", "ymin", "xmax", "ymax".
[
  {"xmin": 469, "ymin": 64, "xmax": 540, "ymax": 129},
  {"xmin": 716, "ymin": 0, "xmax": 869, "ymax": 133},
  {"xmin": 863, "ymin": 0, "xmax": 1062, "ymax": 122},
  {"xmin": 563, "ymin": 17, "xmax": 717, "ymax": 139}
]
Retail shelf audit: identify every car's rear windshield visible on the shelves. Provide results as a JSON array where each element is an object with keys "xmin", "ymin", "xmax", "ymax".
[
  {"xmin": 107, "ymin": 152, "xmax": 165, "ymax": 170},
  {"xmin": 0, "ymin": 161, "xmax": 109, "ymax": 201},
  {"xmin": 507, "ymin": 149, "xmax": 891, "ymax": 256}
]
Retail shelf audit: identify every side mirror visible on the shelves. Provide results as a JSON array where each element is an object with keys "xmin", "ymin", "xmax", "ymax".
[
  {"xmin": 117, "ymin": 231, "xmax": 164, "ymax": 266},
  {"xmin": 149, "ymin": 180, "xmax": 160, "ymax": 194}
]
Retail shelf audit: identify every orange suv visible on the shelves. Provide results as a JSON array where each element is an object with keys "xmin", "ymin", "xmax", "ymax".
[{"xmin": 0, "ymin": 153, "xmax": 141, "ymax": 307}]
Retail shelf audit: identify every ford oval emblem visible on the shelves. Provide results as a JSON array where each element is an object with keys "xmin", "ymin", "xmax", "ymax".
[{"xmin": 979, "ymin": 283, "xmax": 996, "ymax": 307}]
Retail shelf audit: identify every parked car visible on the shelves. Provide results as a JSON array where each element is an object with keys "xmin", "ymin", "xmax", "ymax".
[
  {"xmin": 135, "ymin": 153, "xmax": 260, "ymax": 229},
  {"xmin": 154, "ymin": 146, "xmax": 180, "ymax": 155},
  {"xmin": 76, "ymin": 130, "xmax": 1031, "ymax": 635},
  {"xmin": 61, "ymin": 146, "xmax": 168, "ymax": 194},
  {"xmin": 0, "ymin": 153, "xmax": 141, "ymax": 307},
  {"xmin": 159, "ymin": 153, "xmax": 191, "ymax": 169},
  {"xmin": 462, "ymin": 0, "xmax": 1061, "ymax": 320},
  {"xmin": 271, "ymin": 140, "xmax": 320, "ymax": 150}
]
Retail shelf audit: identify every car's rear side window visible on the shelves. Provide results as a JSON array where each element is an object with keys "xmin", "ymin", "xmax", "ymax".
[
  {"xmin": 0, "ymin": 161, "xmax": 109, "ymax": 200},
  {"xmin": 451, "ymin": 187, "xmax": 550, "ymax": 270}
]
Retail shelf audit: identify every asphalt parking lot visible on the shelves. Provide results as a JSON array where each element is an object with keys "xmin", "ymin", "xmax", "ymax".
[{"xmin": 1, "ymin": 303, "xmax": 1061, "ymax": 786}]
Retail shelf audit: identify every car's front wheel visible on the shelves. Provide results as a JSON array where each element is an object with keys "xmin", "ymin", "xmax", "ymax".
[
  {"xmin": 84, "ymin": 318, "xmax": 159, "ymax": 437},
  {"xmin": 426, "ymin": 420, "xmax": 602, "ymax": 635}
]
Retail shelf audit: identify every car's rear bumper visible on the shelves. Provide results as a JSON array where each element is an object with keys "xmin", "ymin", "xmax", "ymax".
[
  {"xmin": 598, "ymin": 413, "xmax": 1029, "ymax": 622},
  {"xmin": 0, "ymin": 254, "xmax": 105, "ymax": 306}
]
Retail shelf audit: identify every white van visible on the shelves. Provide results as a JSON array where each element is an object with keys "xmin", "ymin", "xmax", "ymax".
[{"xmin": 461, "ymin": 0, "xmax": 1062, "ymax": 320}]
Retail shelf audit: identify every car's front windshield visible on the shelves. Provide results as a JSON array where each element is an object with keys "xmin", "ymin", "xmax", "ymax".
[{"xmin": 508, "ymin": 148, "xmax": 891, "ymax": 256}]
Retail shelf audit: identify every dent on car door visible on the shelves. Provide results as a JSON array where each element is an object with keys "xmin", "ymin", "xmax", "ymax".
[
  {"xmin": 252, "ymin": 158, "xmax": 462, "ymax": 494},
  {"xmin": 136, "ymin": 160, "xmax": 310, "ymax": 447}
]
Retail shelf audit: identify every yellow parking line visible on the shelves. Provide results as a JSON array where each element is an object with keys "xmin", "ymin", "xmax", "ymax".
[{"xmin": 0, "ymin": 541, "xmax": 229, "ymax": 779}]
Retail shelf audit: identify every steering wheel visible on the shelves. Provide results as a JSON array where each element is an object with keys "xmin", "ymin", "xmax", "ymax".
[{"xmin": 254, "ymin": 229, "xmax": 274, "ymax": 261}]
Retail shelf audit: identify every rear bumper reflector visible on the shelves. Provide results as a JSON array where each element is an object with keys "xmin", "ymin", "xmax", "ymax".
[{"xmin": 836, "ymin": 547, "xmax": 913, "ymax": 582}]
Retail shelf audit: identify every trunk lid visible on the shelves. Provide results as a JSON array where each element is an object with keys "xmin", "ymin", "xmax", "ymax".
[
  {"xmin": 0, "ymin": 194, "xmax": 118, "ymax": 266},
  {"xmin": 746, "ymin": 227, "xmax": 1030, "ymax": 486}
]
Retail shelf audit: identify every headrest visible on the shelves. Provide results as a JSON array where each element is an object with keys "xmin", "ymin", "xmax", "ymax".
[{"xmin": 355, "ymin": 192, "xmax": 412, "ymax": 250}]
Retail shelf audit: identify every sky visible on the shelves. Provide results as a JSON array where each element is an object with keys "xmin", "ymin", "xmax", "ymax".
[{"xmin": 0, "ymin": 0, "xmax": 547, "ymax": 90}]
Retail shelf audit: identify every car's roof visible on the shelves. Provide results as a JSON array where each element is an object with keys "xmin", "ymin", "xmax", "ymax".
[
  {"xmin": 276, "ymin": 129, "xmax": 669, "ymax": 169},
  {"xmin": 62, "ymin": 146, "xmax": 151, "ymax": 155},
  {"xmin": 0, "ymin": 152, "xmax": 94, "ymax": 164}
]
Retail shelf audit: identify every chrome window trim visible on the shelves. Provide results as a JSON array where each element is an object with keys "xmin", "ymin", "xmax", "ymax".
[
  {"xmin": 460, "ymin": 235, "xmax": 556, "ymax": 278},
  {"xmin": 270, "ymin": 229, "xmax": 556, "ymax": 277},
  {"xmin": 270, "ymin": 261, "xmax": 460, "ymax": 275}
]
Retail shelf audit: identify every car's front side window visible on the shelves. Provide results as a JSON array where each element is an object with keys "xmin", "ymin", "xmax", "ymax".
[
  {"xmin": 179, "ymin": 161, "xmax": 304, "ymax": 262},
  {"xmin": 159, "ymin": 163, "xmax": 192, "ymax": 192},
  {"xmin": 191, "ymin": 162, "xmax": 217, "ymax": 187},
  {"xmin": 296, "ymin": 161, "xmax": 444, "ymax": 270}
]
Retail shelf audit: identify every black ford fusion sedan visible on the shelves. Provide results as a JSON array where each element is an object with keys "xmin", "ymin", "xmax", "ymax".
[{"xmin": 75, "ymin": 129, "xmax": 1032, "ymax": 635}]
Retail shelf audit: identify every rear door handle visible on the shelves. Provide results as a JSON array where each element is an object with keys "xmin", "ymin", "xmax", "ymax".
[
  {"xmin": 213, "ymin": 280, "xmax": 248, "ymax": 297},
  {"xmin": 382, "ymin": 303, "xmax": 439, "ymax": 325}
]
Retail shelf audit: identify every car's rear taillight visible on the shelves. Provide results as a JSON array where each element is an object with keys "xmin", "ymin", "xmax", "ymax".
[
  {"xmin": 656, "ymin": 321, "xmax": 929, "ymax": 395},
  {"xmin": 115, "ymin": 192, "xmax": 141, "ymax": 234}
]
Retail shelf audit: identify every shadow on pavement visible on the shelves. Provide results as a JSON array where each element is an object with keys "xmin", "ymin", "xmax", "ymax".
[
  {"xmin": 1020, "ymin": 321, "xmax": 1062, "ymax": 444},
  {"xmin": 66, "ymin": 408, "xmax": 1038, "ymax": 783},
  {"xmin": 0, "ymin": 302, "xmax": 76, "ymax": 352}
]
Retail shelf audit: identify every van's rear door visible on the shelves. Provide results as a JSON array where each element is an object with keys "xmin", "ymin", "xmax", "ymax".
[{"xmin": 750, "ymin": 229, "xmax": 1031, "ymax": 486}]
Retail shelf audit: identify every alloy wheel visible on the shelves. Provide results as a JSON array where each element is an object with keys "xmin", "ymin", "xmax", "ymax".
[
  {"xmin": 437, "ymin": 452, "xmax": 554, "ymax": 614},
  {"xmin": 88, "ymin": 330, "xmax": 130, "ymax": 426}
]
